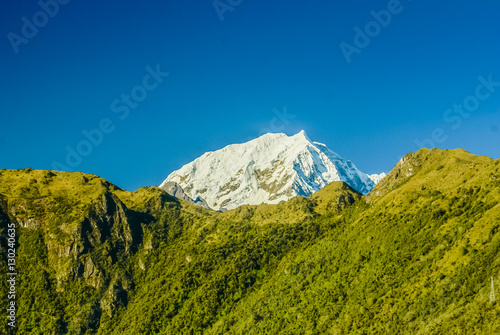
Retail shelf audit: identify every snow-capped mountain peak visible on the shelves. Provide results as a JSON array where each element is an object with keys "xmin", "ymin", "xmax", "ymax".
[
  {"xmin": 160, "ymin": 131, "xmax": 376, "ymax": 211},
  {"xmin": 369, "ymin": 172, "xmax": 387, "ymax": 184}
]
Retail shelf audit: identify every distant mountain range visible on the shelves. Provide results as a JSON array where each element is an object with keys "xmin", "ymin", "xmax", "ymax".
[{"xmin": 160, "ymin": 131, "xmax": 384, "ymax": 210}]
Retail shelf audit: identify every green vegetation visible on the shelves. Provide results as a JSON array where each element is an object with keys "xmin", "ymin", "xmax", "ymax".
[{"xmin": 1, "ymin": 148, "xmax": 500, "ymax": 334}]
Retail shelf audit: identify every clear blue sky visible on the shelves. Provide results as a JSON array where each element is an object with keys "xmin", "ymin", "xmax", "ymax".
[{"xmin": 1, "ymin": 0, "xmax": 499, "ymax": 191}]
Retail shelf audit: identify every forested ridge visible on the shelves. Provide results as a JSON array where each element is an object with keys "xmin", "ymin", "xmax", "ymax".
[{"xmin": 1, "ymin": 148, "xmax": 500, "ymax": 334}]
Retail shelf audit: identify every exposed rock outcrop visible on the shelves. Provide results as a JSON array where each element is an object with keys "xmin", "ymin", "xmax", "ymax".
[{"xmin": 160, "ymin": 181, "xmax": 210, "ymax": 209}]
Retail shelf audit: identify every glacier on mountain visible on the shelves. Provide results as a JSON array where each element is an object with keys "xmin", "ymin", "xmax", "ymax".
[
  {"xmin": 160, "ymin": 131, "xmax": 378, "ymax": 211},
  {"xmin": 369, "ymin": 172, "xmax": 387, "ymax": 184}
]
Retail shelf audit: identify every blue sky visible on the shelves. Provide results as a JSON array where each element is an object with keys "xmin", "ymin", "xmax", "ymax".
[{"xmin": 1, "ymin": 0, "xmax": 499, "ymax": 191}]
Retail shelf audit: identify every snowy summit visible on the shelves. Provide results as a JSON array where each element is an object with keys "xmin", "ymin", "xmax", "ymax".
[
  {"xmin": 160, "ymin": 131, "xmax": 380, "ymax": 211},
  {"xmin": 368, "ymin": 173, "xmax": 387, "ymax": 184}
]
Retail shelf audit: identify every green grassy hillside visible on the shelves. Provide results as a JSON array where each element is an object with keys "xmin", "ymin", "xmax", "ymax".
[{"xmin": 1, "ymin": 148, "xmax": 499, "ymax": 334}]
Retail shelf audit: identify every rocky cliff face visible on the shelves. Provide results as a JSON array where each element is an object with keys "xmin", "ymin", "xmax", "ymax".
[
  {"xmin": 160, "ymin": 181, "xmax": 210, "ymax": 209},
  {"xmin": 0, "ymin": 169, "xmax": 169, "ymax": 334},
  {"xmin": 81, "ymin": 192, "xmax": 146, "ymax": 255}
]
